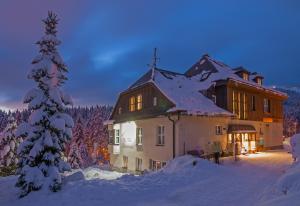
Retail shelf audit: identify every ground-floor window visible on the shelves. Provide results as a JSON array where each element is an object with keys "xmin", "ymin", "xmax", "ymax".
[
  {"xmin": 136, "ymin": 158, "xmax": 142, "ymax": 171},
  {"xmin": 149, "ymin": 159, "xmax": 166, "ymax": 171},
  {"xmin": 123, "ymin": 156, "xmax": 128, "ymax": 169}
]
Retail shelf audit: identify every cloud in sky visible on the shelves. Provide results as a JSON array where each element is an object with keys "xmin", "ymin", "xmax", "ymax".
[{"xmin": 0, "ymin": 0, "xmax": 300, "ymax": 110}]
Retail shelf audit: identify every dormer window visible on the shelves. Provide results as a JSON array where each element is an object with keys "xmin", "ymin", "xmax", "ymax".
[
  {"xmin": 256, "ymin": 78, "xmax": 262, "ymax": 85},
  {"xmin": 242, "ymin": 73, "xmax": 249, "ymax": 81}
]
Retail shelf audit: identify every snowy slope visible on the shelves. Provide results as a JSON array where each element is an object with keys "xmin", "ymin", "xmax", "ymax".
[{"xmin": 0, "ymin": 150, "xmax": 295, "ymax": 206}]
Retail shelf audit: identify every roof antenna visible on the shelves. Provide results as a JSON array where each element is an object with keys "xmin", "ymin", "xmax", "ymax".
[{"xmin": 150, "ymin": 47, "xmax": 159, "ymax": 80}]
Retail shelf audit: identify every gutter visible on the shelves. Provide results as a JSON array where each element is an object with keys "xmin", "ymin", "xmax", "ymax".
[{"xmin": 167, "ymin": 111, "xmax": 181, "ymax": 159}]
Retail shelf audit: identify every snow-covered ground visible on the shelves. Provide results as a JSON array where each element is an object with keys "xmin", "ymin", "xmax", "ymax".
[{"xmin": 0, "ymin": 150, "xmax": 297, "ymax": 206}]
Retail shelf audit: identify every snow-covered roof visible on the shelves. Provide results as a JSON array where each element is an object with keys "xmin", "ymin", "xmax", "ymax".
[
  {"xmin": 125, "ymin": 54, "xmax": 287, "ymax": 116},
  {"xmin": 187, "ymin": 55, "xmax": 287, "ymax": 97},
  {"xmin": 151, "ymin": 69, "xmax": 233, "ymax": 116}
]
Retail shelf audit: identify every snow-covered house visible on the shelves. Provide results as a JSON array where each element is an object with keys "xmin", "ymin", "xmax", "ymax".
[{"xmin": 107, "ymin": 54, "xmax": 288, "ymax": 172}]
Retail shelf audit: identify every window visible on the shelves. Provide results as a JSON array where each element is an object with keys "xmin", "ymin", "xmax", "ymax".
[
  {"xmin": 242, "ymin": 73, "xmax": 249, "ymax": 81},
  {"xmin": 157, "ymin": 126, "xmax": 165, "ymax": 145},
  {"xmin": 251, "ymin": 96, "xmax": 256, "ymax": 111},
  {"xmin": 212, "ymin": 95, "xmax": 216, "ymax": 104},
  {"xmin": 136, "ymin": 158, "xmax": 142, "ymax": 171},
  {"xmin": 136, "ymin": 128, "xmax": 143, "ymax": 145},
  {"xmin": 256, "ymin": 78, "xmax": 262, "ymax": 85},
  {"xmin": 123, "ymin": 156, "xmax": 128, "ymax": 169},
  {"xmin": 153, "ymin": 97, "xmax": 157, "ymax": 106},
  {"xmin": 243, "ymin": 93, "xmax": 248, "ymax": 120},
  {"xmin": 115, "ymin": 129, "xmax": 120, "ymax": 144},
  {"xmin": 118, "ymin": 107, "xmax": 122, "ymax": 114},
  {"xmin": 149, "ymin": 159, "xmax": 166, "ymax": 171},
  {"xmin": 264, "ymin": 98, "xmax": 271, "ymax": 113},
  {"xmin": 232, "ymin": 90, "xmax": 241, "ymax": 119},
  {"xmin": 108, "ymin": 130, "xmax": 114, "ymax": 144},
  {"xmin": 233, "ymin": 90, "xmax": 237, "ymax": 114},
  {"xmin": 216, "ymin": 125, "xmax": 222, "ymax": 135},
  {"xmin": 137, "ymin": 94, "xmax": 143, "ymax": 110},
  {"xmin": 129, "ymin": 96, "xmax": 135, "ymax": 111}
]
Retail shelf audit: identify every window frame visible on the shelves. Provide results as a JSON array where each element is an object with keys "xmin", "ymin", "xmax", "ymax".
[
  {"xmin": 251, "ymin": 95, "xmax": 256, "ymax": 111},
  {"xmin": 136, "ymin": 127, "xmax": 143, "ymax": 145},
  {"xmin": 114, "ymin": 129, "xmax": 120, "ymax": 145},
  {"xmin": 157, "ymin": 126, "xmax": 165, "ymax": 146},
  {"xmin": 129, "ymin": 96, "xmax": 136, "ymax": 112},
  {"xmin": 242, "ymin": 73, "xmax": 249, "ymax": 81},
  {"xmin": 135, "ymin": 157, "xmax": 142, "ymax": 171},
  {"xmin": 263, "ymin": 98, "xmax": 271, "ymax": 113},
  {"xmin": 136, "ymin": 94, "xmax": 143, "ymax": 110},
  {"xmin": 215, "ymin": 125, "xmax": 222, "ymax": 135}
]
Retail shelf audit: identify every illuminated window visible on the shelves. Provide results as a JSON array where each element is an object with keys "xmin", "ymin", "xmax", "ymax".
[
  {"xmin": 123, "ymin": 156, "xmax": 128, "ymax": 169},
  {"xmin": 136, "ymin": 158, "xmax": 142, "ymax": 171},
  {"xmin": 232, "ymin": 90, "xmax": 237, "ymax": 114},
  {"xmin": 243, "ymin": 73, "xmax": 249, "ymax": 81},
  {"xmin": 118, "ymin": 107, "xmax": 122, "ymax": 114},
  {"xmin": 232, "ymin": 90, "xmax": 241, "ymax": 119},
  {"xmin": 157, "ymin": 126, "xmax": 165, "ymax": 145},
  {"xmin": 264, "ymin": 98, "xmax": 271, "ymax": 113},
  {"xmin": 115, "ymin": 129, "xmax": 120, "ymax": 144},
  {"xmin": 153, "ymin": 96, "xmax": 157, "ymax": 106},
  {"xmin": 136, "ymin": 94, "xmax": 142, "ymax": 110},
  {"xmin": 129, "ymin": 96, "xmax": 135, "ymax": 111},
  {"xmin": 251, "ymin": 96, "xmax": 256, "ymax": 111},
  {"xmin": 136, "ymin": 128, "xmax": 143, "ymax": 145},
  {"xmin": 243, "ymin": 93, "xmax": 248, "ymax": 120},
  {"xmin": 257, "ymin": 78, "xmax": 262, "ymax": 85},
  {"xmin": 228, "ymin": 134, "xmax": 233, "ymax": 143},
  {"xmin": 149, "ymin": 159, "xmax": 166, "ymax": 171},
  {"xmin": 215, "ymin": 125, "xmax": 222, "ymax": 135}
]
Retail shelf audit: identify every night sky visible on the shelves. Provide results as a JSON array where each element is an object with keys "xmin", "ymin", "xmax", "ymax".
[{"xmin": 0, "ymin": 0, "xmax": 299, "ymax": 111}]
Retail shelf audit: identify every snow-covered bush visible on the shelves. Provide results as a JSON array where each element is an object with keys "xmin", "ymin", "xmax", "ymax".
[
  {"xmin": 15, "ymin": 12, "xmax": 74, "ymax": 197},
  {"xmin": 0, "ymin": 116, "xmax": 21, "ymax": 167},
  {"xmin": 290, "ymin": 133, "xmax": 300, "ymax": 161}
]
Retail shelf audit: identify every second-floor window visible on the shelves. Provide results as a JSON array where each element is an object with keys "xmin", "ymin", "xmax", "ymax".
[
  {"xmin": 136, "ymin": 127, "xmax": 143, "ymax": 145},
  {"xmin": 264, "ymin": 98, "xmax": 271, "ymax": 113},
  {"xmin": 243, "ymin": 93, "xmax": 248, "ymax": 120},
  {"xmin": 251, "ymin": 96, "xmax": 256, "ymax": 111},
  {"xmin": 232, "ymin": 90, "xmax": 241, "ymax": 118},
  {"xmin": 115, "ymin": 129, "xmax": 120, "ymax": 144},
  {"xmin": 129, "ymin": 96, "xmax": 136, "ymax": 111},
  {"xmin": 157, "ymin": 126, "xmax": 165, "ymax": 145},
  {"xmin": 129, "ymin": 94, "xmax": 143, "ymax": 111},
  {"xmin": 137, "ymin": 94, "xmax": 142, "ymax": 110},
  {"xmin": 215, "ymin": 125, "xmax": 222, "ymax": 135}
]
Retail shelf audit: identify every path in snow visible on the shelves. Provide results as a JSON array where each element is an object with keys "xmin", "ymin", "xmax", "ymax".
[{"xmin": 0, "ymin": 150, "xmax": 293, "ymax": 206}]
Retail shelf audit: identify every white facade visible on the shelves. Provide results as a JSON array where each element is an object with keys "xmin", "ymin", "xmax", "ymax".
[{"xmin": 108, "ymin": 115, "xmax": 284, "ymax": 172}]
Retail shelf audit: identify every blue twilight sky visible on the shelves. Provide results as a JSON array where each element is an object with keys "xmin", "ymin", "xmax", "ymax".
[{"xmin": 0, "ymin": 0, "xmax": 300, "ymax": 110}]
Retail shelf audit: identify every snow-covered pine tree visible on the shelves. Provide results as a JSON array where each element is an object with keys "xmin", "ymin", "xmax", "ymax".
[
  {"xmin": 15, "ymin": 12, "xmax": 74, "ymax": 197},
  {"xmin": 0, "ymin": 116, "xmax": 21, "ymax": 167},
  {"xmin": 68, "ymin": 117, "xmax": 89, "ymax": 169}
]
